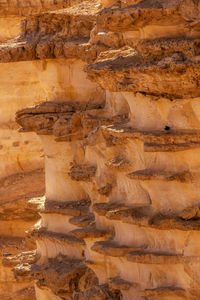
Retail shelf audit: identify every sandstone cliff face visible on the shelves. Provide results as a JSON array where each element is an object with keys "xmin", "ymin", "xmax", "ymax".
[
  {"xmin": 0, "ymin": 4, "xmax": 45, "ymax": 300},
  {"xmin": 0, "ymin": 0, "xmax": 83, "ymax": 16},
  {"xmin": 2, "ymin": 0, "xmax": 200, "ymax": 299}
]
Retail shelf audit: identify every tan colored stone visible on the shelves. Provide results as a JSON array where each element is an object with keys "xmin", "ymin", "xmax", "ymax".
[
  {"xmin": 40, "ymin": 198, "xmax": 91, "ymax": 217},
  {"xmin": 69, "ymin": 214, "xmax": 95, "ymax": 228},
  {"xmin": 68, "ymin": 164, "xmax": 97, "ymax": 182},
  {"xmin": 140, "ymin": 287, "xmax": 198, "ymax": 299},
  {"xmin": 109, "ymin": 276, "xmax": 137, "ymax": 290},
  {"xmin": 179, "ymin": 206, "xmax": 200, "ymax": 220},
  {"xmin": 101, "ymin": 0, "xmax": 118, "ymax": 8},
  {"xmin": 92, "ymin": 240, "xmax": 146, "ymax": 257},
  {"xmin": 3, "ymin": 0, "xmax": 200, "ymax": 299},
  {"xmin": 127, "ymin": 169, "xmax": 193, "ymax": 182},
  {"xmin": 70, "ymin": 226, "xmax": 112, "ymax": 239}
]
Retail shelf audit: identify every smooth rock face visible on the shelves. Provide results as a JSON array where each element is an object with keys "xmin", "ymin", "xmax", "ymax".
[
  {"xmin": 0, "ymin": 16, "xmax": 22, "ymax": 42},
  {"xmin": 2, "ymin": 0, "xmax": 200, "ymax": 300},
  {"xmin": 0, "ymin": 60, "xmax": 45, "ymax": 179}
]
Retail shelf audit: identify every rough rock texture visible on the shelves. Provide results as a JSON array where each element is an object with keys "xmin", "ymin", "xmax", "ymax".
[
  {"xmin": 0, "ymin": 2, "xmax": 45, "ymax": 299},
  {"xmin": 0, "ymin": 0, "xmax": 83, "ymax": 16},
  {"xmin": 2, "ymin": 0, "xmax": 200, "ymax": 299},
  {"xmin": 0, "ymin": 13, "xmax": 45, "ymax": 300},
  {"xmin": 0, "ymin": 171, "xmax": 45, "ymax": 300}
]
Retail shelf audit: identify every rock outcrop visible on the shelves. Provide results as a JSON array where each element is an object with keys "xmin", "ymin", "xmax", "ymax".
[{"xmin": 2, "ymin": 0, "xmax": 200, "ymax": 299}]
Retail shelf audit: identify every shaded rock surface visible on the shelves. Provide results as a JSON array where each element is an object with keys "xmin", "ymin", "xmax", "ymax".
[
  {"xmin": 0, "ymin": 170, "xmax": 45, "ymax": 300},
  {"xmin": 2, "ymin": 0, "xmax": 200, "ymax": 300}
]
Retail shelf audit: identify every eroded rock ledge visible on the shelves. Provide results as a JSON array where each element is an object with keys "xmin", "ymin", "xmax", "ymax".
[
  {"xmin": 2, "ymin": 0, "xmax": 200, "ymax": 299},
  {"xmin": 0, "ymin": 170, "xmax": 45, "ymax": 300},
  {"xmin": 15, "ymin": 98, "xmax": 200, "ymax": 299}
]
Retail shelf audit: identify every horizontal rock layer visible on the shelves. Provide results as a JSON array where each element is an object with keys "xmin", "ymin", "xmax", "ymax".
[{"xmin": 2, "ymin": 0, "xmax": 200, "ymax": 300}]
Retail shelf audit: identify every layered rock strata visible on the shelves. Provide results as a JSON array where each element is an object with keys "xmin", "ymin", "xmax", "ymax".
[
  {"xmin": 3, "ymin": 0, "xmax": 200, "ymax": 299},
  {"xmin": 0, "ymin": 174, "xmax": 45, "ymax": 300},
  {"xmin": 0, "ymin": 2, "xmax": 46, "ymax": 299}
]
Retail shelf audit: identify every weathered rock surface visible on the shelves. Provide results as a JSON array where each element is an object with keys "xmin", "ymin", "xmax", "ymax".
[
  {"xmin": 0, "ymin": 169, "xmax": 45, "ymax": 300},
  {"xmin": 0, "ymin": 0, "xmax": 80, "ymax": 16},
  {"xmin": 2, "ymin": 0, "xmax": 200, "ymax": 299}
]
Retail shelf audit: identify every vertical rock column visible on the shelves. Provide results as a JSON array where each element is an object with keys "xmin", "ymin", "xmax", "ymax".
[
  {"xmin": 15, "ymin": 95, "xmax": 117, "ymax": 299},
  {"xmin": 84, "ymin": 0, "xmax": 200, "ymax": 299}
]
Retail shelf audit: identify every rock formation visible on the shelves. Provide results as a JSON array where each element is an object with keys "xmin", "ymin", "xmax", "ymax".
[
  {"xmin": 0, "ymin": 2, "xmax": 44, "ymax": 300},
  {"xmin": 2, "ymin": 0, "xmax": 200, "ymax": 299}
]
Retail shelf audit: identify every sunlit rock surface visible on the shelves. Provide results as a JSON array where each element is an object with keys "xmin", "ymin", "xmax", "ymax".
[{"xmin": 2, "ymin": 0, "xmax": 200, "ymax": 299}]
